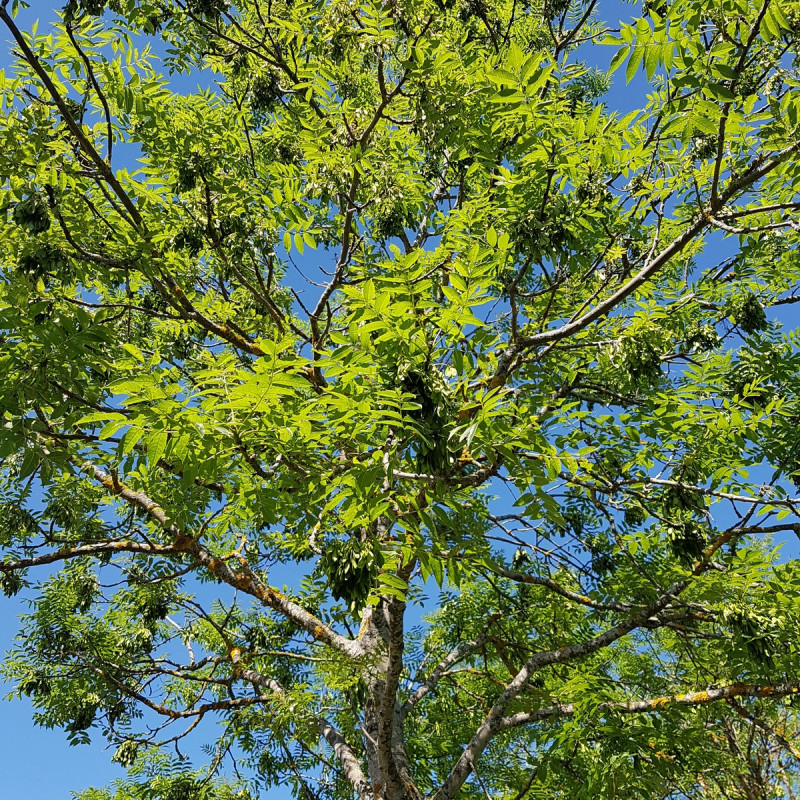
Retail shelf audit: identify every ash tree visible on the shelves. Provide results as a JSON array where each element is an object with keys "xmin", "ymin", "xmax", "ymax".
[{"xmin": 3, "ymin": 0, "xmax": 800, "ymax": 798}]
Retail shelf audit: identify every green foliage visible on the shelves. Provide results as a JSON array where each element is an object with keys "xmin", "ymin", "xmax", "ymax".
[{"xmin": 0, "ymin": 1, "xmax": 799, "ymax": 799}]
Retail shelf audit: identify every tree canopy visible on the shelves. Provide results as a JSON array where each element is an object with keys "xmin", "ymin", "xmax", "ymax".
[{"xmin": 2, "ymin": 0, "xmax": 800, "ymax": 798}]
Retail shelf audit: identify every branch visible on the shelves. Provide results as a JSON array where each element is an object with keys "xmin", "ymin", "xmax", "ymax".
[
  {"xmin": 497, "ymin": 682, "xmax": 800, "ymax": 731},
  {"xmin": 727, "ymin": 700, "xmax": 800, "ymax": 763},
  {"xmin": 488, "ymin": 136, "xmax": 800, "ymax": 389},
  {"xmin": 432, "ymin": 514, "xmax": 752, "ymax": 800},
  {"xmin": 431, "ymin": 581, "xmax": 687, "ymax": 800},
  {"xmin": 153, "ymin": 274, "xmax": 266, "ymax": 357},
  {"xmin": 402, "ymin": 613, "xmax": 501, "ymax": 718},
  {"xmin": 514, "ymin": 213, "xmax": 710, "ymax": 350},
  {"xmin": 82, "ymin": 463, "xmax": 364, "ymax": 659},
  {"xmin": 309, "ymin": 170, "xmax": 361, "ymax": 341},
  {"xmin": 0, "ymin": 539, "xmax": 181, "ymax": 573},
  {"xmin": 357, "ymin": 60, "xmax": 408, "ymax": 148},
  {"xmin": 99, "ymin": 667, "xmax": 267, "ymax": 719},
  {"xmin": 480, "ymin": 562, "xmax": 633, "ymax": 613},
  {"xmin": 64, "ymin": 22, "xmax": 114, "ymax": 165},
  {"xmin": 627, "ymin": 477, "xmax": 800, "ymax": 513},
  {"xmin": 231, "ymin": 656, "xmax": 373, "ymax": 800},
  {"xmin": 0, "ymin": 7, "xmax": 142, "ymax": 227},
  {"xmin": 554, "ymin": 0, "xmax": 597, "ymax": 56}
]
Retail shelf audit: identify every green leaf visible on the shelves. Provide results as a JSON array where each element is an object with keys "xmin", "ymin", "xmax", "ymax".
[
  {"xmin": 98, "ymin": 419, "xmax": 129, "ymax": 440},
  {"xmin": 706, "ymin": 82, "xmax": 736, "ymax": 102},
  {"xmin": 146, "ymin": 429, "xmax": 168, "ymax": 468},
  {"xmin": 644, "ymin": 45, "xmax": 660, "ymax": 81},
  {"xmin": 609, "ymin": 46, "xmax": 630, "ymax": 76},
  {"xmin": 714, "ymin": 63, "xmax": 738, "ymax": 81},
  {"xmin": 119, "ymin": 425, "xmax": 145, "ymax": 457},
  {"xmin": 18, "ymin": 449, "xmax": 40, "ymax": 479},
  {"xmin": 486, "ymin": 68, "xmax": 517, "ymax": 86},
  {"xmin": 692, "ymin": 113, "xmax": 719, "ymax": 135},
  {"xmin": 121, "ymin": 343, "xmax": 145, "ymax": 362},
  {"xmin": 626, "ymin": 46, "xmax": 644, "ymax": 83}
]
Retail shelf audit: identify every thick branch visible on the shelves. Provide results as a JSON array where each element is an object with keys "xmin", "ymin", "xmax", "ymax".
[
  {"xmin": 99, "ymin": 667, "xmax": 267, "ymax": 719},
  {"xmin": 488, "ymin": 137, "xmax": 800, "ymax": 389},
  {"xmin": 497, "ymin": 682, "xmax": 800, "ymax": 731},
  {"xmin": 0, "ymin": 540, "xmax": 181, "ymax": 572},
  {"xmin": 402, "ymin": 613, "xmax": 501, "ymax": 718},
  {"xmin": 83, "ymin": 463, "xmax": 364, "ymax": 659},
  {"xmin": 432, "ymin": 521, "xmax": 739, "ymax": 800},
  {"xmin": 431, "ymin": 582, "xmax": 686, "ymax": 800}
]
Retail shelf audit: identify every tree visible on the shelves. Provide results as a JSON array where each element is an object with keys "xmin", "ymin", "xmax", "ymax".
[{"xmin": 1, "ymin": 0, "xmax": 800, "ymax": 797}]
